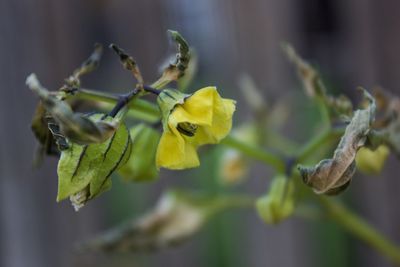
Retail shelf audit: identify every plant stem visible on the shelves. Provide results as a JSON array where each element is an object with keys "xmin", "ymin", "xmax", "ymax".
[
  {"xmin": 75, "ymin": 88, "xmax": 160, "ymax": 118},
  {"xmin": 221, "ymin": 135, "xmax": 286, "ymax": 173},
  {"xmin": 319, "ymin": 196, "xmax": 400, "ymax": 265},
  {"xmin": 316, "ymin": 96, "xmax": 331, "ymax": 128},
  {"xmin": 206, "ymin": 195, "xmax": 255, "ymax": 218},
  {"xmin": 296, "ymin": 127, "xmax": 344, "ymax": 162}
]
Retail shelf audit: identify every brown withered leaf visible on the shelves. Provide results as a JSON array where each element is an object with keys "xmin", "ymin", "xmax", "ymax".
[
  {"xmin": 283, "ymin": 43, "xmax": 353, "ymax": 118},
  {"xmin": 27, "ymin": 74, "xmax": 120, "ymax": 145},
  {"xmin": 63, "ymin": 43, "xmax": 103, "ymax": 89},
  {"xmin": 366, "ymin": 88, "xmax": 400, "ymax": 157},
  {"xmin": 298, "ymin": 89, "xmax": 376, "ymax": 195},
  {"xmin": 110, "ymin": 44, "xmax": 144, "ymax": 85},
  {"xmin": 151, "ymin": 30, "xmax": 191, "ymax": 89},
  {"xmin": 31, "ymin": 102, "xmax": 62, "ymax": 166},
  {"xmin": 79, "ymin": 190, "xmax": 210, "ymax": 252}
]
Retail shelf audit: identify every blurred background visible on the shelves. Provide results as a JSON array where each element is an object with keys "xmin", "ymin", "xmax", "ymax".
[{"xmin": 1, "ymin": 0, "xmax": 400, "ymax": 266}]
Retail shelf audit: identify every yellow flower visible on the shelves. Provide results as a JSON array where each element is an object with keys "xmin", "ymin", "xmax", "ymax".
[{"xmin": 156, "ymin": 86, "xmax": 236, "ymax": 169}]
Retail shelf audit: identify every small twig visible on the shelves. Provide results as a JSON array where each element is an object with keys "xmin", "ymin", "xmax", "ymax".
[
  {"xmin": 143, "ymin": 85, "xmax": 161, "ymax": 95},
  {"xmin": 110, "ymin": 44, "xmax": 144, "ymax": 85},
  {"xmin": 107, "ymin": 89, "xmax": 139, "ymax": 118}
]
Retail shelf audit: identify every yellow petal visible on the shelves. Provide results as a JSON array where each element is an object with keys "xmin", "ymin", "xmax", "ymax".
[
  {"xmin": 197, "ymin": 95, "xmax": 236, "ymax": 144},
  {"xmin": 156, "ymin": 126, "xmax": 200, "ymax": 170},
  {"xmin": 180, "ymin": 86, "xmax": 216, "ymax": 125},
  {"xmin": 209, "ymin": 98, "xmax": 236, "ymax": 141}
]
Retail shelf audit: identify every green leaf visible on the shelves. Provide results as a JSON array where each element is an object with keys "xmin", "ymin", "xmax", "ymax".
[
  {"xmin": 117, "ymin": 124, "xmax": 160, "ymax": 182},
  {"xmin": 56, "ymin": 114, "xmax": 132, "ymax": 210},
  {"xmin": 298, "ymin": 89, "xmax": 376, "ymax": 195}
]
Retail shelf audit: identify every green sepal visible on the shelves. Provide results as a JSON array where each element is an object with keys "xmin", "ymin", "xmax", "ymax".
[
  {"xmin": 56, "ymin": 114, "xmax": 132, "ymax": 207},
  {"xmin": 117, "ymin": 124, "xmax": 160, "ymax": 182},
  {"xmin": 157, "ymin": 89, "xmax": 189, "ymax": 128},
  {"xmin": 256, "ymin": 175, "xmax": 295, "ymax": 224}
]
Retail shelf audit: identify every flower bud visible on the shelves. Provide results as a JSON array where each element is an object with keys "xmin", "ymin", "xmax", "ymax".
[
  {"xmin": 356, "ymin": 145, "xmax": 390, "ymax": 175},
  {"xmin": 117, "ymin": 124, "xmax": 160, "ymax": 182},
  {"xmin": 256, "ymin": 175, "xmax": 295, "ymax": 224}
]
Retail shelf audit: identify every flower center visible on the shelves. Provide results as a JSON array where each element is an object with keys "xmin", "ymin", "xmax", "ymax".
[{"xmin": 177, "ymin": 122, "xmax": 198, "ymax": 137}]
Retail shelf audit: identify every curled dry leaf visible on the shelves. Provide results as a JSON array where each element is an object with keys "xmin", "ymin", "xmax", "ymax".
[
  {"xmin": 283, "ymin": 43, "xmax": 353, "ymax": 118},
  {"xmin": 298, "ymin": 89, "xmax": 376, "ymax": 195},
  {"xmin": 367, "ymin": 88, "xmax": 400, "ymax": 157},
  {"xmin": 151, "ymin": 30, "xmax": 191, "ymax": 89},
  {"xmin": 27, "ymin": 74, "xmax": 120, "ymax": 145},
  {"xmin": 79, "ymin": 190, "xmax": 211, "ymax": 251},
  {"xmin": 62, "ymin": 43, "xmax": 103, "ymax": 89},
  {"xmin": 110, "ymin": 44, "xmax": 144, "ymax": 84}
]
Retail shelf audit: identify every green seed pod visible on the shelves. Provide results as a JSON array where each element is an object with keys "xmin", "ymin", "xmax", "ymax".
[
  {"xmin": 57, "ymin": 114, "xmax": 132, "ymax": 211},
  {"xmin": 117, "ymin": 124, "xmax": 160, "ymax": 182},
  {"xmin": 256, "ymin": 175, "xmax": 295, "ymax": 224},
  {"xmin": 356, "ymin": 145, "xmax": 390, "ymax": 175}
]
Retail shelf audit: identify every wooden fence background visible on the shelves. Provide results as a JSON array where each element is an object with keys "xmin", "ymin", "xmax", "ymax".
[{"xmin": 1, "ymin": 1, "xmax": 399, "ymax": 266}]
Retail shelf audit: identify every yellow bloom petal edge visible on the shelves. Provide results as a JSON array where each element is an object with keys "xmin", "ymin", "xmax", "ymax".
[{"xmin": 156, "ymin": 86, "xmax": 236, "ymax": 169}]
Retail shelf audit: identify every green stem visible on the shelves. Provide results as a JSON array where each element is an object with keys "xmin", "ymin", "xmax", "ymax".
[
  {"xmin": 296, "ymin": 127, "xmax": 344, "ymax": 162},
  {"xmin": 316, "ymin": 96, "xmax": 331, "ymax": 127},
  {"xmin": 319, "ymin": 196, "xmax": 400, "ymax": 265},
  {"xmin": 76, "ymin": 88, "xmax": 160, "ymax": 118},
  {"xmin": 221, "ymin": 135, "xmax": 286, "ymax": 173},
  {"xmin": 205, "ymin": 195, "xmax": 255, "ymax": 218}
]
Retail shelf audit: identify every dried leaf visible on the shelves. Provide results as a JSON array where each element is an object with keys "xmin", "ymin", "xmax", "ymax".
[
  {"xmin": 298, "ymin": 89, "xmax": 376, "ymax": 195},
  {"xmin": 151, "ymin": 30, "xmax": 191, "ymax": 89},
  {"xmin": 283, "ymin": 43, "xmax": 353, "ymax": 118},
  {"xmin": 238, "ymin": 74, "xmax": 268, "ymax": 115},
  {"xmin": 63, "ymin": 43, "xmax": 103, "ymax": 89},
  {"xmin": 27, "ymin": 74, "xmax": 121, "ymax": 145},
  {"xmin": 366, "ymin": 88, "xmax": 400, "ymax": 157},
  {"xmin": 79, "ymin": 190, "xmax": 215, "ymax": 251},
  {"xmin": 177, "ymin": 49, "xmax": 198, "ymax": 92},
  {"xmin": 110, "ymin": 44, "xmax": 144, "ymax": 84}
]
